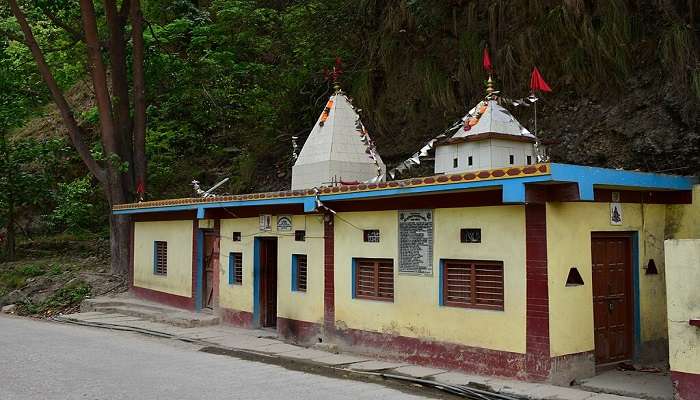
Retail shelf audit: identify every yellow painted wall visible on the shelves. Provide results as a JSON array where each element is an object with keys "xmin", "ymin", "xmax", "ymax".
[
  {"xmin": 333, "ymin": 207, "xmax": 527, "ymax": 354},
  {"xmin": 666, "ymin": 185, "xmax": 700, "ymax": 240},
  {"xmin": 218, "ymin": 215, "xmax": 324, "ymax": 324},
  {"xmin": 664, "ymin": 239, "xmax": 700, "ymax": 374},
  {"xmin": 546, "ymin": 202, "xmax": 667, "ymax": 357},
  {"xmin": 133, "ymin": 220, "xmax": 193, "ymax": 297}
]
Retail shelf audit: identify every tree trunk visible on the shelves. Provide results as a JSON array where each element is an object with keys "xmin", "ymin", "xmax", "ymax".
[{"xmin": 110, "ymin": 214, "xmax": 131, "ymax": 277}]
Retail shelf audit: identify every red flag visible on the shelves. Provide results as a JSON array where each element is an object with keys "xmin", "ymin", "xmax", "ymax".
[
  {"xmin": 483, "ymin": 48, "xmax": 492, "ymax": 72},
  {"xmin": 530, "ymin": 67, "xmax": 552, "ymax": 92}
]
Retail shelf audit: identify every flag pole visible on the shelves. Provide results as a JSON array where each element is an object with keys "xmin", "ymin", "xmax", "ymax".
[{"xmin": 534, "ymin": 94, "xmax": 537, "ymax": 137}]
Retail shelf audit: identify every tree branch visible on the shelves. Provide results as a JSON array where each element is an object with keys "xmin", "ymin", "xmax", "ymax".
[
  {"xmin": 41, "ymin": 8, "xmax": 84, "ymax": 43},
  {"xmin": 7, "ymin": 0, "xmax": 106, "ymax": 184},
  {"xmin": 78, "ymin": 0, "xmax": 118, "ymax": 156}
]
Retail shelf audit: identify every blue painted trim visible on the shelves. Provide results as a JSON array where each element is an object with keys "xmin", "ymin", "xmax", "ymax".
[
  {"xmin": 438, "ymin": 259, "xmax": 445, "ymax": 306},
  {"xmin": 502, "ymin": 182, "xmax": 526, "ymax": 203},
  {"xmin": 351, "ymin": 258, "xmax": 357, "ymax": 299},
  {"xmin": 253, "ymin": 238, "xmax": 261, "ymax": 326},
  {"xmin": 549, "ymin": 163, "xmax": 696, "ymax": 192},
  {"xmin": 632, "ymin": 231, "xmax": 642, "ymax": 359},
  {"xmin": 113, "ymin": 164, "xmax": 697, "ymax": 215},
  {"xmin": 228, "ymin": 252, "xmax": 234, "ymax": 285},
  {"xmin": 195, "ymin": 229, "xmax": 204, "ymax": 310},
  {"xmin": 303, "ymin": 198, "xmax": 317, "ymax": 212},
  {"xmin": 152, "ymin": 241, "xmax": 157, "ymax": 274},
  {"xmin": 319, "ymin": 176, "xmax": 551, "ymax": 203},
  {"xmin": 291, "ymin": 255, "xmax": 299, "ymax": 292}
]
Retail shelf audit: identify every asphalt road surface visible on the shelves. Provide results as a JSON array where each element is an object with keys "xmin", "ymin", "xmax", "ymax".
[{"xmin": 0, "ymin": 316, "xmax": 437, "ymax": 400}]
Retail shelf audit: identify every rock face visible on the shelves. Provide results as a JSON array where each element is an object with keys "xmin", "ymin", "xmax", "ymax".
[{"xmin": 2, "ymin": 304, "xmax": 17, "ymax": 314}]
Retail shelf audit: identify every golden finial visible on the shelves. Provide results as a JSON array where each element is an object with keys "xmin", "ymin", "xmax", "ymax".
[{"xmin": 486, "ymin": 75, "xmax": 495, "ymax": 96}]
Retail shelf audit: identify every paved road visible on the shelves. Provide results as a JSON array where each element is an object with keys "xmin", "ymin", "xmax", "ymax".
[{"xmin": 0, "ymin": 316, "xmax": 436, "ymax": 400}]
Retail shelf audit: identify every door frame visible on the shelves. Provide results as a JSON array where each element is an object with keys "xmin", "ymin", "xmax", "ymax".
[
  {"xmin": 253, "ymin": 236, "xmax": 278, "ymax": 328},
  {"xmin": 590, "ymin": 231, "xmax": 641, "ymax": 364}
]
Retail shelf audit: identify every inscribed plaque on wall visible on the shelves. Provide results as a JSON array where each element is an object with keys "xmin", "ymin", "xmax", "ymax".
[{"xmin": 398, "ymin": 209, "xmax": 433, "ymax": 275}]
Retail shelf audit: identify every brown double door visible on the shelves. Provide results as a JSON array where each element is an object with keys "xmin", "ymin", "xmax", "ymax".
[
  {"xmin": 259, "ymin": 237, "xmax": 278, "ymax": 328},
  {"xmin": 591, "ymin": 233, "xmax": 634, "ymax": 365}
]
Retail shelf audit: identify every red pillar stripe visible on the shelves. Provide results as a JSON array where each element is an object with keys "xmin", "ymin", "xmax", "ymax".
[{"xmin": 525, "ymin": 203, "xmax": 551, "ymax": 380}]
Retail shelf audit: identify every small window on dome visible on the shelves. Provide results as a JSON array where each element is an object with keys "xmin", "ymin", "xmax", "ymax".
[
  {"xmin": 468, "ymin": 156, "xmax": 473, "ymax": 166},
  {"xmin": 453, "ymin": 158, "xmax": 458, "ymax": 168},
  {"xmin": 527, "ymin": 156, "xmax": 532, "ymax": 165},
  {"xmin": 509, "ymin": 155, "xmax": 514, "ymax": 165}
]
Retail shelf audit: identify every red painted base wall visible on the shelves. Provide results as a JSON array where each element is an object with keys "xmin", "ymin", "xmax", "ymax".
[
  {"xmin": 132, "ymin": 287, "xmax": 195, "ymax": 310},
  {"xmin": 220, "ymin": 308, "xmax": 254, "ymax": 328},
  {"xmin": 672, "ymin": 371, "xmax": 700, "ymax": 400},
  {"xmin": 277, "ymin": 317, "xmax": 322, "ymax": 345}
]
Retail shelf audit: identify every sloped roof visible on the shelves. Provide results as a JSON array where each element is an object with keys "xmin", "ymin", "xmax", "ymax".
[
  {"xmin": 294, "ymin": 92, "xmax": 384, "ymax": 168},
  {"xmin": 451, "ymin": 100, "xmax": 534, "ymax": 140}
]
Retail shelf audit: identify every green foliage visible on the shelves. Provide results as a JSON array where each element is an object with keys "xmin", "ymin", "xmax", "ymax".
[
  {"xmin": 1, "ymin": 0, "xmax": 699, "ymax": 239},
  {"xmin": 49, "ymin": 176, "xmax": 103, "ymax": 234},
  {"xmin": 0, "ymin": 264, "xmax": 46, "ymax": 290},
  {"xmin": 18, "ymin": 280, "xmax": 91, "ymax": 315}
]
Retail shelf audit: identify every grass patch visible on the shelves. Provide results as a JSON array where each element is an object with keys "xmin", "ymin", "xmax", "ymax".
[
  {"xmin": 17, "ymin": 281, "xmax": 91, "ymax": 316},
  {"xmin": 0, "ymin": 264, "xmax": 47, "ymax": 291}
]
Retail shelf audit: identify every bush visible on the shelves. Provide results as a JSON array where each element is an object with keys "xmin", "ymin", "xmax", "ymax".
[{"xmin": 49, "ymin": 176, "xmax": 104, "ymax": 234}]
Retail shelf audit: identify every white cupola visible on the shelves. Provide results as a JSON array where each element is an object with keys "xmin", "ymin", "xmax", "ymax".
[
  {"xmin": 292, "ymin": 88, "xmax": 385, "ymax": 190},
  {"xmin": 434, "ymin": 78, "xmax": 538, "ymax": 174}
]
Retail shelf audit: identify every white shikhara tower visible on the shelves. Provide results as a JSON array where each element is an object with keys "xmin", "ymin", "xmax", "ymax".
[
  {"xmin": 434, "ymin": 78, "xmax": 539, "ymax": 174},
  {"xmin": 292, "ymin": 89, "xmax": 385, "ymax": 190}
]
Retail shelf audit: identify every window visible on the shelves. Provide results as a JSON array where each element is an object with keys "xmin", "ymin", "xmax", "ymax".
[
  {"xmin": 353, "ymin": 258, "xmax": 394, "ymax": 301},
  {"xmin": 228, "ymin": 252, "xmax": 242, "ymax": 285},
  {"xmin": 509, "ymin": 155, "xmax": 514, "ymax": 165},
  {"xmin": 153, "ymin": 241, "xmax": 167, "ymax": 275},
  {"xmin": 453, "ymin": 158, "xmax": 458, "ymax": 168},
  {"xmin": 468, "ymin": 156, "xmax": 473, "ymax": 166},
  {"xmin": 363, "ymin": 229, "xmax": 380, "ymax": 243},
  {"xmin": 526, "ymin": 155, "xmax": 532, "ymax": 165},
  {"xmin": 460, "ymin": 228, "xmax": 482, "ymax": 243},
  {"xmin": 232, "ymin": 232, "xmax": 241, "ymax": 241},
  {"xmin": 295, "ymin": 230, "xmax": 306, "ymax": 241},
  {"xmin": 292, "ymin": 254, "xmax": 307, "ymax": 292},
  {"xmin": 442, "ymin": 260, "xmax": 504, "ymax": 310}
]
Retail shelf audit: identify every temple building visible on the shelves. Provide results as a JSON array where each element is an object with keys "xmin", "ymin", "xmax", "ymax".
[{"xmin": 112, "ymin": 76, "xmax": 700, "ymax": 398}]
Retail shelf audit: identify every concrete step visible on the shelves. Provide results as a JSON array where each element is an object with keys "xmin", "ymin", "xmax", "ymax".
[{"xmin": 80, "ymin": 297, "xmax": 220, "ymax": 328}]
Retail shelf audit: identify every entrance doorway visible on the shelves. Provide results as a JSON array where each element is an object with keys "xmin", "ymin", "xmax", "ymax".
[
  {"xmin": 591, "ymin": 232, "xmax": 634, "ymax": 365},
  {"xmin": 258, "ymin": 237, "xmax": 278, "ymax": 328},
  {"xmin": 202, "ymin": 230, "xmax": 217, "ymax": 309}
]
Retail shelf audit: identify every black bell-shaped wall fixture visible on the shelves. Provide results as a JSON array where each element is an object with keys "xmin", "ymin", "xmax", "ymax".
[{"xmin": 646, "ymin": 259, "xmax": 659, "ymax": 275}]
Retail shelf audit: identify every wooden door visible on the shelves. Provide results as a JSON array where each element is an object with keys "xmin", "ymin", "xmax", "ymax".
[
  {"xmin": 591, "ymin": 233, "xmax": 634, "ymax": 365},
  {"xmin": 259, "ymin": 238, "xmax": 278, "ymax": 328},
  {"xmin": 202, "ymin": 231, "xmax": 216, "ymax": 309}
]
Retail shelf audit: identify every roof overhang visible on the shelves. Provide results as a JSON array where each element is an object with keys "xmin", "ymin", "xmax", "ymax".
[
  {"xmin": 113, "ymin": 163, "xmax": 697, "ymax": 217},
  {"xmin": 436, "ymin": 132, "xmax": 537, "ymax": 146}
]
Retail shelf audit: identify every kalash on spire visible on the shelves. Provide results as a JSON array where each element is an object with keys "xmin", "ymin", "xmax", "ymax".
[
  {"xmin": 291, "ymin": 58, "xmax": 386, "ymax": 190},
  {"xmin": 433, "ymin": 50, "xmax": 543, "ymax": 175}
]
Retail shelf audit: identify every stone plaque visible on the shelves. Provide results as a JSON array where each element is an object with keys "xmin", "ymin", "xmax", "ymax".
[{"xmin": 398, "ymin": 209, "xmax": 433, "ymax": 275}]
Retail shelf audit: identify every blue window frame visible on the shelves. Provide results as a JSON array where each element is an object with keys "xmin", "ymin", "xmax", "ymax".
[
  {"xmin": 228, "ymin": 252, "xmax": 242, "ymax": 285},
  {"xmin": 291, "ymin": 254, "xmax": 307, "ymax": 292}
]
